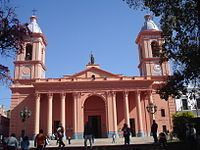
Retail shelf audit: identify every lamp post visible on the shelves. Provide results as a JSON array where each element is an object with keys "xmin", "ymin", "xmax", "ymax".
[
  {"xmin": 20, "ymin": 107, "xmax": 32, "ymax": 137},
  {"xmin": 146, "ymin": 103, "xmax": 157, "ymax": 114}
]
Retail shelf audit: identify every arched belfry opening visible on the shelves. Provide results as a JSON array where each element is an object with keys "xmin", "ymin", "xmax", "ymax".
[
  {"xmin": 151, "ymin": 41, "xmax": 160, "ymax": 57},
  {"xmin": 25, "ymin": 44, "xmax": 33, "ymax": 60},
  {"xmin": 84, "ymin": 95, "xmax": 107, "ymax": 138}
]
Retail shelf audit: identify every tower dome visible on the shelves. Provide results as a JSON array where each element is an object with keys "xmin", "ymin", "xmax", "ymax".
[
  {"xmin": 27, "ymin": 16, "xmax": 42, "ymax": 33},
  {"xmin": 140, "ymin": 14, "xmax": 159, "ymax": 31}
]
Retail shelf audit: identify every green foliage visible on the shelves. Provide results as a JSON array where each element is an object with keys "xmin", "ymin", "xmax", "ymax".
[
  {"xmin": 0, "ymin": 0, "xmax": 30, "ymax": 85},
  {"xmin": 123, "ymin": 0, "xmax": 200, "ymax": 100},
  {"xmin": 172, "ymin": 111, "xmax": 195, "ymax": 141}
]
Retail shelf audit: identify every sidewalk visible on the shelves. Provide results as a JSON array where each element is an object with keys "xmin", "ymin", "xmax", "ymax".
[{"xmin": 29, "ymin": 136, "xmax": 154, "ymax": 148}]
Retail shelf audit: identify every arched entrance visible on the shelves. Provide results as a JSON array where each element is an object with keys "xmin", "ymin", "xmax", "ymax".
[{"xmin": 84, "ymin": 95, "xmax": 107, "ymax": 138}]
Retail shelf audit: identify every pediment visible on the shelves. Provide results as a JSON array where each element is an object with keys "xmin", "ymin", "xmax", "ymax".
[{"xmin": 69, "ymin": 67, "xmax": 121, "ymax": 79}]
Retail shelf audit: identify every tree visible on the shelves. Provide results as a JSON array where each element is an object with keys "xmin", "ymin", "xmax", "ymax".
[
  {"xmin": 172, "ymin": 111, "xmax": 195, "ymax": 141},
  {"xmin": 123, "ymin": 0, "xmax": 200, "ymax": 100},
  {"xmin": 0, "ymin": 0, "xmax": 30, "ymax": 85}
]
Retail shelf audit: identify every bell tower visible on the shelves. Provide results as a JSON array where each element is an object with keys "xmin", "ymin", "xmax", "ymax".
[
  {"xmin": 135, "ymin": 14, "xmax": 170, "ymax": 76},
  {"xmin": 14, "ymin": 15, "xmax": 47, "ymax": 79}
]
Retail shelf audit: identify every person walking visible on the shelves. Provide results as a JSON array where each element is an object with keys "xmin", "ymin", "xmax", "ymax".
[
  {"xmin": 56, "ymin": 122, "xmax": 65, "ymax": 147},
  {"xmin": 34, "ymin": 129, "xmax": 48, "ymax": 150},
  {"xmin": 83, "ymin": 122, "xmax": 93, "ymax": 149},
  {"xmin": 6, "ymin": 133, "xmax": 18, "ymax": 150},
  {"xmin": 21, "ymin": 136, "xmax": 30, "ymax": 150},
  {"xmin": 151, "ymin": 120, "xmax": 158, "ymax": 143},
  {"xmin": 112, "ymin": 133, "xmax": 116, "ymax": 143},
  {"xmin": 122, "ymin": 123, "xmax": 131, "ymax": 145}
]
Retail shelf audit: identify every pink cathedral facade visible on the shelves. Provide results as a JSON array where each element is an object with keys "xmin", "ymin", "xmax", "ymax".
[{"xmin": 10, "ymin": 14, "xmax": 176, "ymax": 139}]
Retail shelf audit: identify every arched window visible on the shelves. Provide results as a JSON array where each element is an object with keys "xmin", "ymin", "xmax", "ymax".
[
  {"xmin": 151, "ymin": 41, "xmax": 160, "ymax": 57},
  {"xmin": 91, "ymin": 75, "xmax": 95, "ymax": 80},
  {"xmin": 25, "ymin": 44, "xmax": 33, "ymax": 60}
]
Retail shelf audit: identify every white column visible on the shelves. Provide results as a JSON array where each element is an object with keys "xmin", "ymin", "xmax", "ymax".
[
  {"xmin": 124, "ymin": 91, "xmax": 130, "ymax": 127},
  {"xmin": 136, "ymin": 91, "xmax": 144, "ymax": 137},
  {"xmin": 60, "ymin": 93, "xmax": 66, "ymax": 129},
  {"xmin": 34, "ymin": 93, "xmax": 40, "ymax": 135},
  {"xmin": 47, "ymin": 93, "xmax": 53, "ymax": 135}
]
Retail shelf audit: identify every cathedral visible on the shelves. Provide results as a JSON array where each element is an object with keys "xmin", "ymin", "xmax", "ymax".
[{"xmin": 10, "ymin": 14, "xmax": 176, "ymax": 139}]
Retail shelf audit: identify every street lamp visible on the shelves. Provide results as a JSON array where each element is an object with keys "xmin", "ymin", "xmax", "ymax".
[
  {"xmin": 20, "ymin": 107, "xmax": 32, "ymax": 137},
  {"xmin": 146, "ymin": 103, "xmax": 158, "ymax": 114}
]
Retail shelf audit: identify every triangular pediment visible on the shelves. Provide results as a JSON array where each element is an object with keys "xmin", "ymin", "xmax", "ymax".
[{"xmin": 68, "ymin": 67, "xmax": 121, "ymax": 79}]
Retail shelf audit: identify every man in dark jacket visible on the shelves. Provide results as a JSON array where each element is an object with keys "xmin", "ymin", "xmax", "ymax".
[
  {"xmin": 122, "ymin": 123, "xmax": 131, "ymax": 145},
  {"xmin": 151, "ymin": 120, "xmax": 158, "ymax": 143},
  {"xmin": 83, "ymin": 122, "xmax": 93, "ymax": 149}
]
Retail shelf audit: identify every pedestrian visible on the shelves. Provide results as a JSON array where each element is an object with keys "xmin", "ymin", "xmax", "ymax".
[
  {"xmin": 34, "ymin": 129, "xmax": 48, "ymax": 150},
  {"xmin": 56, "ymin": 122, "xmax": 65, "ymax": 147},
  {"xmin": 122, "ymin": 123, "xmax": 131, "ymax": 145},
  {"xmin": 83, "ymin": 122, "xmax": 93, "ymax": 149},
  {"xmin": 158, "ymin": 132, "xmax": 167, "ymax": 147},
  {"xmin": 6, "ymin": 133, "xmax": 19, "ymax": 150},
  {"xmin": 186, "ymin": 123, "xmax": 197, "ymax": 150},
  {"xmin": 67, "ymin": 136, "xmax": 71, "ymax": 144},
  {"xmin": 151, "ymin": 120, "xmax": 158, "ymax": 143},
  {"xmin": 112, "ymin": 133, "xmax": 116, "ymax": 143},
  {"xmin": 21, "ymin": 136, "xmax": 30, "ymax": 150},
  {"xmin": 2, "ymin": 136, "xmax": 8, "ymax": 150}
]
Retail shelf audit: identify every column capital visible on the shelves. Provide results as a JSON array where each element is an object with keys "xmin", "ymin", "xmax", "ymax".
[
  {"xmin": 136, "ymin": 90, "xmax": 141, "ymax": 95},
  {"xmin": 60, "ymin": 93, "xmax": 66, "ymax": 98},
  {"xmin": 47, "ymin": 93, "xmax": 53, "ymax": 98},
  {"xmin": 105, "ymin": 91, "xmax": 113, "ymax": 98},
  {"xmin": 147, "ymin": 90, "xmax": 153, "ymax": 95},
  {"xmin": 72, "ymin": 92, "xmax": 82, "ymax": 99},
  {"xmin": 35, "ymin": 93, "xmax": 40, "ymax": 99},
  {"xmin": 123, "ymin": 91, "xmax": 129, "ymax": 98}
]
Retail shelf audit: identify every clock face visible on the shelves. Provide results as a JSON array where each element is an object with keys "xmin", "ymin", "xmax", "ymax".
[{"xmin": 153, "ymin": 64, "xmax": 161, "ymax": 72}]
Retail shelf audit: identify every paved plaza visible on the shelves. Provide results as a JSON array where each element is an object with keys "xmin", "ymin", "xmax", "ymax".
[{"xmin": 29, "ymin": 136, "xmax": 154, "ymax": 148}]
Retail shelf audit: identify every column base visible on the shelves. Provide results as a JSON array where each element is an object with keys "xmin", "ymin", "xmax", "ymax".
[
  {"xmin": 73, "ymin": 132, "xmax": 83, "ymax": 139},
  {"xmin": 107, "ymin": 131, "xmax": 119, "ymax": 138},
  {"xmin": 137, "ymin": 130, "xmax": 145, "ymax": 137}
]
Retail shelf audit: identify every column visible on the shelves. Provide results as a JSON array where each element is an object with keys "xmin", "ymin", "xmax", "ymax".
[
  {"xmin": 73, "ymin": 93, "xmax": 77, "ymax": 138},
  {"xmin": 60, "ymin": 93, "xmax": 66, "ymax": 129},
  {"xmin": 47, "ymin": 93, "xmax": 53, "ymax": 136},
  {"xmin": 34, "ymin": 93, "xmax": 40, "ymax": 136},
  {"xmin": 136, "ymin": 91, "xmax": 144, "ymax": 137},
  {"xmin": 112, "ymin": 92, "xmax": 118, "ymax": 137},
  {"xmin": 124, "ymin": 91, "xmax": 130, "ymax": 127}
]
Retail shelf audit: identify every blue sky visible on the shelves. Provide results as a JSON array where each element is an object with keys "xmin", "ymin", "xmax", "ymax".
[{"xmin": 0, "ymin": 0, "xmax": 160, "ymax": 109}]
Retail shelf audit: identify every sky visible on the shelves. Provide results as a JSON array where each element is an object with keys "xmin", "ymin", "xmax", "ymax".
[{"xmin": 0, "ymin": 0, "xmax": 161, "ymax": 110}]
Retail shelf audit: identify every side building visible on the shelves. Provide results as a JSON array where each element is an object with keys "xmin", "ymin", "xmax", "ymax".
[
  {"xmin": 175, "ymin": 87, "xmax": 200, "ymax": 117},
  {"xmin": 10, "ymin": 14, "xmax": 176, "ymax": 139},
  {"xmin": 0, "ymin": 105, "xmax": 10, "ymax": 137}
]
